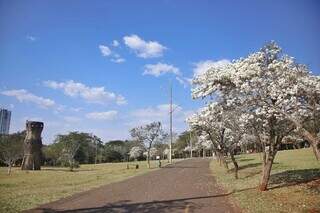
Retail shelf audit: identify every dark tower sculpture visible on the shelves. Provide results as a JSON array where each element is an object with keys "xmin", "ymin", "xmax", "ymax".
[{"xmin": 21, "ymin": 121, "xmax": 43, "ymax": 170}]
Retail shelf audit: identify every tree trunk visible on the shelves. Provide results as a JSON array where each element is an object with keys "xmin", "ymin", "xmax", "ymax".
[
  {"xmin": 69, "ymin": 158, "xmax": 73, "ymax": 171},
  {"xmin": 299, "ymin": 130, "xmax": 320, "ymax": 160},
  {"xmin": 7, "ymin": 162, "xmax": 12, "ymax": 175},
  {"xmin": 229, "ymin": 151, "xmax": 238, "ymax": 179},
  {"xmin": 216, "ymin": 151, "xmax": 228, "ymax": 169},
  {"xmin": 283, "ymin": 113, "xmax": 320, "ymax": 161},
  {"xmin": 259, "ymin": 146, "xmax": 277, "ymax": 191},
  {"xmin": 222, "ymin": 154, "xmax": 229, "ymax": 169},
  {"xmin": 147, "ymin": 150, "xmax": 150, "ymax": 169},
  {"xmin": 259, "ymin": 156, "xmax": 274, "ymax": 191},
  {"xmin": 262, "ymin": 149, "xmax": 266, "ymax": 166},
  {"xmin": 310, "ymin": 141, "xmax": 320, "ymax": 161},
  {"xmin": 217, "ymin": 151, "xmax": 223, "ymax": 166},
  {"xmin": 213, "ymin": 150, "xmax": 217, "ymax": 160}
]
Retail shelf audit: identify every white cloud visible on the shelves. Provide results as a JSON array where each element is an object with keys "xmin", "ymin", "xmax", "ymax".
[
  {"xmin": 193, "ymin": 59, "xmax": 230, "ymax": 76},
  {"xmin": 63, "ymin": 116, "xmax": 82, "ymax": 123},
  {"xmin": 43, "ymin": 80, "xmax": 127, "ymax": 105},
  {"xmin": 143, "ymin": 63, "xmax": 181, "ymax": 77},
  {"xmin": 99, "ymin": 45, "xmax": 112, "ymax": 56},
  {"xmin": 70, "ymin": 107, "xmax": 82, "ymax": 112},
  {"xmin": 26, "ymin": 35, "xmax": 36, "ymax": 42},
  {"xmin": 111, "ymin": 58, "xmax": 125, "ymax": 63},
  {"xmin": 131, "ymin": 104, "xmax": 179, "ymax": 119},
  {"xmin": 129, "ymin": 104, "xmax": 194, "ymax": 132},
  {"xmin": 175, "ymin": 76, "xmax": 190, "ymax": 88},
  {"xmin": 86, "ymin": 111, "xmax": 118, "ymax": 120},
  {"xmin": 123, "ymin": 34, "xmax": 167, "ymax": 58},
  {"xmin": 1, "ymin": 89, "xmax": 55, "ymax": 108},
  {"xmin": 112, "ymin": 40, "xmax": 119, "ymax": 47},
  {"xmin": 142, "ymin": 63, "xmax": 190, "ymax": 87},
  {"xmin": 99, "ymin": 44, "xmax": 125, "ymax": 63}
]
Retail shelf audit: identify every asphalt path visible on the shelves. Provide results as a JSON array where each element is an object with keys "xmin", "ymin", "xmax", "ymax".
[{"xmin": 27, "ymin": 158, "xmax": 239, "ymax": 213}]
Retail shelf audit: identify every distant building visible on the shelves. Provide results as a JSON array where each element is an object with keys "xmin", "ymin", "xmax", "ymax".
[{"xmin": 0, "ymin": 108, "xmax": 11, "ymax": 135}]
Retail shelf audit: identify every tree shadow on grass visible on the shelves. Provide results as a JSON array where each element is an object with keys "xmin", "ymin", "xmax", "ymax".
[
  {"xmin": 37, "ymin": 194, "xmax": 232, "ymax": 213},
  {"xmin": 241, "ymin": 170, "xmax": 262, "ymax": 179},
  {"xmin": 229, "ymin": 162, "xmax": 262, "ymax": 173},
  {"xmin": 238, "ymin": 158, "xmax": 255, "ymax": 162},
  {"xmin": 238, "ymin": 163, "xmax": 262, "ymax": 170},
  {"xmin": 269, "ymin": 169, "xmax": 320, "ymax": 190},
  {"xmin": 232, "ymin": 187, "xmax": 257, "ymax": 193}
]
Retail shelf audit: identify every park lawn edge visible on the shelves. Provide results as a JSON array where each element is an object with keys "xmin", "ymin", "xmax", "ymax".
[{"xmin": 209, "ymin": 148, "xmax": 320, "ymax": 213}]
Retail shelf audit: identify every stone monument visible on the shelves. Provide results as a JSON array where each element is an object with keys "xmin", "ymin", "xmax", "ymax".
[{"xmin": 21, "ymin": 121, "xmax": 43, "ymax": 170}]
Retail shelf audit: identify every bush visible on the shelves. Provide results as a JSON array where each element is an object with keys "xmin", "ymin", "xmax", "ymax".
[
  {"xmin": 57, "ymin": 157, "xmax": 80, "ymax": 170},
  {"xmin": 103, "ymin": 150, "xmax": 123, "ymax": 162}
]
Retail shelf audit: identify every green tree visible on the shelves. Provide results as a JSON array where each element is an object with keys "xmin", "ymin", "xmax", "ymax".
[
  {"xmin": 174, "ymin": 131, "xmax": 193, "ymax": 153},
  {"xmin": 103, "ymin": 140, "xmax": 131, "ymax": 162},
  {"xmin": 103, "ymin": 149, "xmax": 123, "ymax": 162},
  {"xmin": 0, "ymin": 132, "xmax": 25, "ymax": 174},
  {"xmin": 42, "ymin": 142, "xmax": 63, "ymax": 166},
  {"xmin": 55, "ymin": 133, "xmax": 81, "ymax": 171},
  {"xmin": 130, "ymin": 122, "xmax": 163, "ymax": 168},
  {"xmin": 46, "ymin": 132, "xmax": 103, "ymax": 167}
]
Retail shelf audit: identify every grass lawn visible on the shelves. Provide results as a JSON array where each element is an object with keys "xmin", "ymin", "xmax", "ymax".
[
  {"xmin": 0, "ymin": 159, "xmax": 176, "ymax": 212},
  {"xmin": 210, "ymin": 148, "xmax": 320, "ymax": 213}
]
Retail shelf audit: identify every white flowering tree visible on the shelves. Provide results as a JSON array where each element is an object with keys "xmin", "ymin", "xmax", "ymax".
[
  {"xmin": 187, "ymin": 103, "xmax": 235, "ymax": 170},
  {"xmin": 129, "ymin": 146, "xmax": 144, "ymax": 160},
  {"xmin": 197, "ymin": 134, "xmax": 213, "ymax": 157},
  {"xmin": 143, "ymin": 147, "xmax": 158, "ymax": 159},
  {"xmin": 163, "ymin": 148, "xmax": 170, "ymax": 159},
  {"xmin": 239, "ymin": 133, "xmax": 260, "ymax": 153},
  {"xmin": 191, "ymin": 41, "xmax": 320, "ymax": 190},
  {"xmin": 222, "ymin": 110, "xmax": 249, "ymax": 179},
  {"xmin": 283, "ymin": 76, "xmax": 320, "ymax": 159},
  {"xmin": 187, "ymin": 106, "xmax": 225, "ymax": 166},
  {"xmin": 130, "ymin": 122, "xmax": 163, "ymax": 168},
  {"xmin": 187, "ymin": 102, "xmax": 246, "ymax": 178}
]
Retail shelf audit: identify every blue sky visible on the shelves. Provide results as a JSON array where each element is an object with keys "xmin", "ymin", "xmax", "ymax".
[{"xmin": 0, "ymin": 0, "xmax": 319, "ymax": 143}]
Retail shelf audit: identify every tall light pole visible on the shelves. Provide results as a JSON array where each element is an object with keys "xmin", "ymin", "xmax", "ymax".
[
  {"xmin": 169, "ymin": 82, "xmax": 173, "ymax": 164},
  {"xmin": 95, "ymin": 136, "xmax": 98, "ymax": 165},
  {"xmin": 190, "ymin": 131, "xmax": 193, "ymax": 158},
  {"xmin": 91, "ymin": 133, "xmax": 97, "ymax": 165}
]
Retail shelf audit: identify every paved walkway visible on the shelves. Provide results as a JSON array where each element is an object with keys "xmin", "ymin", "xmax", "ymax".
[{"xmin": 28, "ymin": 159, "xmax": 239, "ymax": 213}]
